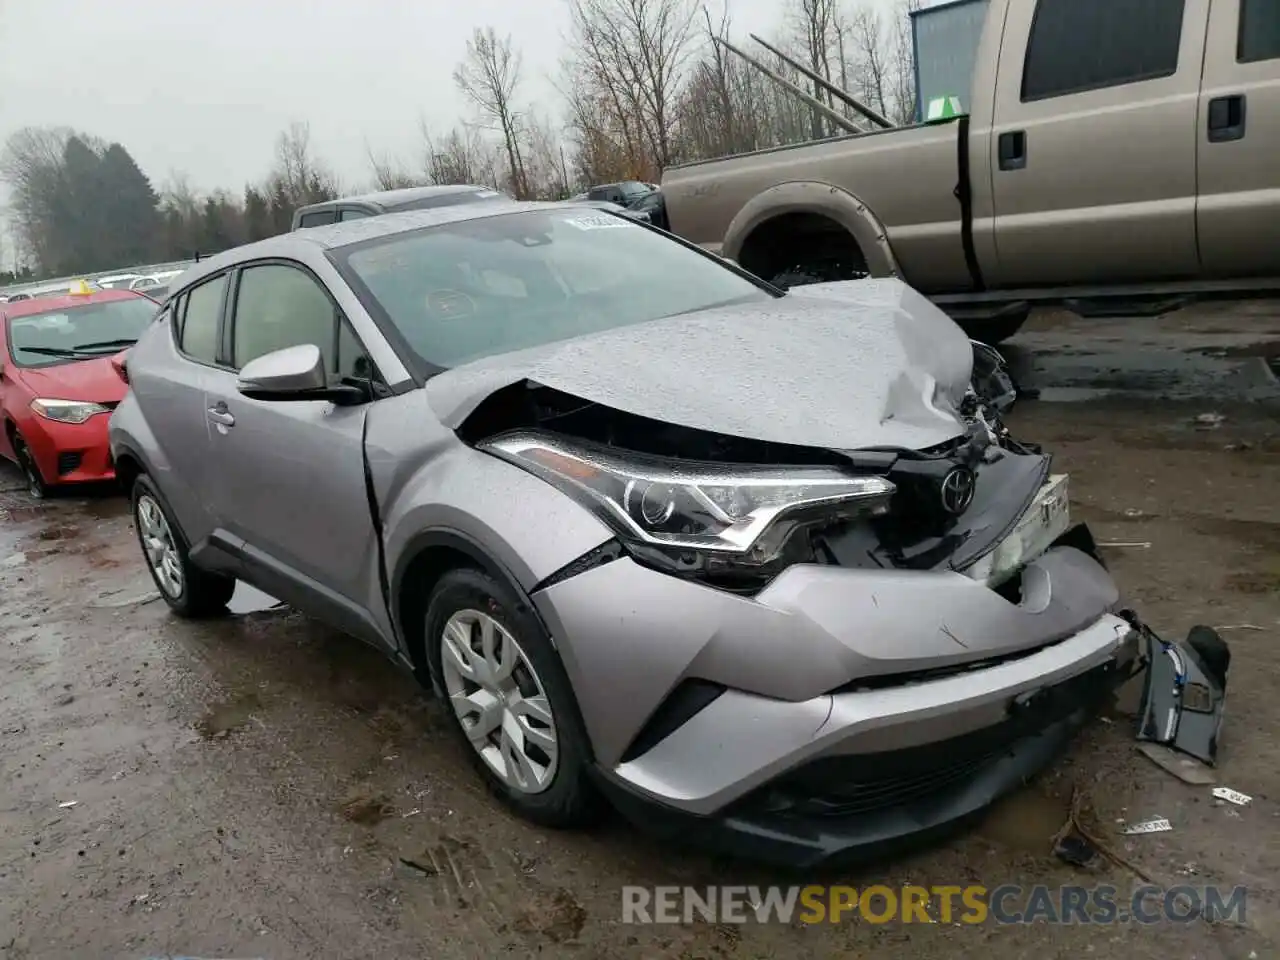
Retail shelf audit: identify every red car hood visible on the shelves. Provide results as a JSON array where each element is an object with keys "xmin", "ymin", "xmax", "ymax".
[{"xmin": 17, "ymin": 357, "xmax": 128, "ymax": 405}]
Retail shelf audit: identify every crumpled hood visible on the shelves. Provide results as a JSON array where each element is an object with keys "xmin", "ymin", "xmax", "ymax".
[{"xmin": 426, "ymin": 278, "xmax": 974, "ymax": 452}]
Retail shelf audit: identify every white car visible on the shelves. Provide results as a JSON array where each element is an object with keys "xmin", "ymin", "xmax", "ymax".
[{"xmin": 96, "ymin": 273, "xmax": 144, "ymax": 290}]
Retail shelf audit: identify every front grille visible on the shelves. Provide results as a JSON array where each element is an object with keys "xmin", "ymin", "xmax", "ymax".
[
  {"xmin": 56, "ymin": 451, "xmax": 84, "ymax": 476},
  {"xmin": 101, "ymin": 401, "xmax": 119, "ymax": 411},
  {"xmin": 739, "ymin": 659, "xmax": 1121, "ymax": 820}
]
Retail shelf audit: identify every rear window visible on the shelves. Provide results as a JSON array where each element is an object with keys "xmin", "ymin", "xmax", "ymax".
[
  {"xmin": 1239, "ymin": 0, "xmax": 1280, "ymax": 62},
  {"xmin": 5, "ymin": 298, "xmax": 158, "ymax": 368},
  {"xmin": 1022, "ymin": 0, "xmax": 1186, "ymax": 102}
]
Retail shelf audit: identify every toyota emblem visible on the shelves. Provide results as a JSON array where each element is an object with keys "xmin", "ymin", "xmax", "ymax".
[{"xmin": 940, "ymin": 466, "xmax": 976, "ymax": 515}]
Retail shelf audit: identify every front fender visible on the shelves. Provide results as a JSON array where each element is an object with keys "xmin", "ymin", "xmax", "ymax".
[
  {"xmin": 380, "ymin": 442, "xmax": 614, "ymax": 598},
  {"xmin": 722, "ymin": 180, "xmax": 901, "ymax": 279}
]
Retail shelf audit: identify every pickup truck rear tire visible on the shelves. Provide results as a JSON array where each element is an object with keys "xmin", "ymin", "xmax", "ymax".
[{"xmin": 770, "ymin": 266, "xmax": 858, "ymax": 289}]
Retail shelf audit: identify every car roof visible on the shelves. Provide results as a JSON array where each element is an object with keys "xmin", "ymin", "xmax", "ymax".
[
  {"xmin": 1, "ymin": 288, "xmax": 147, "ymax": 319},
  {"xmin": 174, "ymin": 199, "xmax": 604, "ymax": 293},
  {"xmin": 302, "ymin": 185, "xmax": 498, "ymax": 212}
]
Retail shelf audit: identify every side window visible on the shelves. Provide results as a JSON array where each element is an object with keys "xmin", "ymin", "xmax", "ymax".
[
  {"xmin": 298, "ymin": 210, "xmax": 337, "ymax": 228},
  {"xmin": 336, "ymin": 320, "xmax": 377, "ymax": 381},
  {"xmin": 339, "ymin": 207, "xmax": 372, "ymax": 221},
  {"xmin": 178, "ymin": 274, "xmax": 227, "ymax": 364},
  {"xmin": 232, "ymin": 264, "xmax": 338, "ymax": 371},
  {"xmin": 1022, "ymin": 0, "xmax": 1186, "ymax": 102},
  {"xmin": 1240, "ymin": 0, "xmax": 1280, "ymax": 62}
]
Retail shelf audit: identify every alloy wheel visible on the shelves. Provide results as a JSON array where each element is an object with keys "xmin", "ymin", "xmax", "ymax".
[
  {"xmin": 136, "ymin": 493, "xmax": 183, "ymax": 598},
  {"xmin": 439, "ymin": 608, "xmax": 559, "ymax": 794}
]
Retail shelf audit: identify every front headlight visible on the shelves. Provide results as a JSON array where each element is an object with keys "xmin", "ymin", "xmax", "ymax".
[
  {"xmin": 30, "ymin": 398, "xmax": 110, "ymax": 424},
  {"xmin": 482, "ymin": 431, "xmax": 895, "ymax": 568}
]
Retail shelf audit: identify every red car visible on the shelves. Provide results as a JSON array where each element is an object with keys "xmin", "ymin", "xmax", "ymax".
[{"xmin": 0, "ymin": 287, "xmax": 158, "ymax": 498}]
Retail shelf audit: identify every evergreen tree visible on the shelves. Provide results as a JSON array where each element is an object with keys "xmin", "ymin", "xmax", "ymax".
[
  {"xmin": 97, "ymin": 143, "xmax": 161, "ymax": 265},
  {"xmin": 243, "ymin": 185, "xmax": 271, "ymax": 242}
]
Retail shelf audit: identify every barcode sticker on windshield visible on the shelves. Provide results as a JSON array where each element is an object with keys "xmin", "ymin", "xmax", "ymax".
[{"xmin": 563, "ymin": 215, "xmax": 633, "ymax": 230}]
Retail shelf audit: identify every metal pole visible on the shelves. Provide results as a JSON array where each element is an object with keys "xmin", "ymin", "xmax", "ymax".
[
  {"xmin": 748, "ymin": 33, "xmax": 895, "ymax": 129},
  {"xmin": 713, "ymin": 36, "xmax": 864, "ymax": 136}
]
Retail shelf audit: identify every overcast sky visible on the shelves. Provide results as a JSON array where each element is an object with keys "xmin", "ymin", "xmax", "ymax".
[{"xmin": 0, "ymin": 0, "xmax": 905, "ymax": 200}]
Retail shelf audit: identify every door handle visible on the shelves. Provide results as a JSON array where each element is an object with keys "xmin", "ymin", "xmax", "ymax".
[
  {"xmin": 998, "ymin": 130, "xmax": 1027, "ymax": 171},
  {"xmin": 1207, "ymin": 94, "xmax": 1246, "ymax": 143},
  {"xmin": 207, "ymin": 404, "xmax": 235, "ymax": 427}
]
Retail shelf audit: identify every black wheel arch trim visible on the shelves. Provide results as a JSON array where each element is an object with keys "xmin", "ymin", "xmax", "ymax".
[{"xmin": 390, "ymin": 527, "xmax": 554, "ymax": 657}]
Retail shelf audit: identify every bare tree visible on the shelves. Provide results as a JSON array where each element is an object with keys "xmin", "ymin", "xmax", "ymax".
[
  {"xmin": 847, "ymin": 5, "xmax": 889, "ymax": 119},
  {"xmin": 789, "ymin": 0, "xmax": 841, "ymax": 139},
  {"xmin": 453, "ymin": 27, "xmax": 530, "ymax": 198},
  {"xmin": 271, "ymin": 121, "xmax": 338, "ymax": 205},
  {"xmin": 421, "ymin": 122, "xmax": 501, "ymax": 188},
  {"xmin": 158, "ymin": 170, "xmax": 202, "ymax": 219},
  {"xmin": 565, "ymin": 0, "xmax": 700, "ymax": 177},
  {"xmin": 0, "ymin": 127, "xmax": 75, "ymax": 270},
  {"xmin": 887, "ymin": 0, "xmax": 923, "ymax": 123},
  {"xmin": 366, "ymin": 143, "xmax": 423, "ymax": 190}
]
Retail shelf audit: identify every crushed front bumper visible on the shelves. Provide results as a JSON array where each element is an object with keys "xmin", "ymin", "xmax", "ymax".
[
  {"xmin": 534, "ymin": 532, "xmax": 1154, "ymax": 868},
  {"xmin": 594, "ymin": 614, "xmax": 1140, "ymax": 868}
]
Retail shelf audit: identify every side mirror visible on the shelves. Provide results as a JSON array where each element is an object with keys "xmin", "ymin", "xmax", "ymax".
[{"xmin": 237, "ymin": 344, "xmax": 368, "ymax": 405}]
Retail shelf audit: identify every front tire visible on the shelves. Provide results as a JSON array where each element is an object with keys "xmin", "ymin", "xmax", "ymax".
[
  {"xmin": 13, "ymin": 435, "xmax": 49, "ymax": 500},
  {"xmin": 425, "ymin": 567, "xmax": 600, "ymax": 827},
  {"xmin": 131, "ymin": 474, "xmax": 235, "ymax": 618}
]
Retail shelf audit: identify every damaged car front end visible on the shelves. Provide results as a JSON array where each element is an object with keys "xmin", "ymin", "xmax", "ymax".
[
  {"xmin": 425, "ymin": 283, "xmax": 1199, "ymax": 867},
  {"xmin": 334, "ymin": 206, "xmax": 1225, "ymax": 868}
]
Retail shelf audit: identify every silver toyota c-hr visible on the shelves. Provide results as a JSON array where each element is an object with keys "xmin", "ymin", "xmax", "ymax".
[{"xmin": 108, "ymin": 201, "xmax": 1198, "ymax": 867}]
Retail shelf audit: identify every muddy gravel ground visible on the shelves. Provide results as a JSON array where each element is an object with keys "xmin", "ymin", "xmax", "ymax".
[{"xmin": 1, "ymin": 308, "xmax": 1279, "ymax": 959}]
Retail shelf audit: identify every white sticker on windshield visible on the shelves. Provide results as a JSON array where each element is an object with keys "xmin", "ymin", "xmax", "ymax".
[
  {"xmin": 475, "ymin": 190, "xmax": 500, "ymax": 198},
  {"xmin": 563, "ymin": 214, "xmax": 634, "ymax": 231}
]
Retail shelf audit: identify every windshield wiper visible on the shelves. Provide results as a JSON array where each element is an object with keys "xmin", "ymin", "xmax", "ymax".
[
  {"xmin": 18, "ymin": 346, "xmax": 90, "ymax": 358},
  {"xmin": 72, "ymin": 338, "xmax": 138, "ymax": 351}
]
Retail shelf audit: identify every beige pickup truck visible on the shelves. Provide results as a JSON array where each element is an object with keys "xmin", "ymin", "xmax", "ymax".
[{"xmin": 662, "ymin": 0, "xmax": 1280, "ymax": 340}]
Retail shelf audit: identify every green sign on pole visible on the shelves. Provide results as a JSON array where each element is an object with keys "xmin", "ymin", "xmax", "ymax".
[{"xmin": 925, "ymin": 96, "xmax": 966, "ymax": 122}]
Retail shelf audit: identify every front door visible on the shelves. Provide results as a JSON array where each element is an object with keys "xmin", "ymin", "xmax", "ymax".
[
  {"xmin": 986, "ymin": 0, "xmax": 1210, "ymax": 287},
  {"xmin": 203, "ymin": 260, "xmax": 385, "ymax": 645},
  {"xmin": 1195, "ymin": 0, "xmax": 1280, "ymax": 278}
]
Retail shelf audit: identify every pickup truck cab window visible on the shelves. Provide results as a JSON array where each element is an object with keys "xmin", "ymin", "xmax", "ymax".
[
  {"xmin": 1022, "ymin": 0, "xmax": 1186, "ymax": 102},
  {"xmin": 339, "ymin": 207, "xmax": 372, "ymax": 221},
  {"xmin": 1239, "ymin": 0, "xmax": 1280, "ymax": 62}
]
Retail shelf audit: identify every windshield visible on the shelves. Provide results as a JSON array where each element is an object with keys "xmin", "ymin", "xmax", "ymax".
[
  {"xmin": 338, "ymin": 208, "xmax": 773, "ymax": 369},
  {"xmin": 5, "ymin": 297, "xmax": 157, "ymax": 368}
]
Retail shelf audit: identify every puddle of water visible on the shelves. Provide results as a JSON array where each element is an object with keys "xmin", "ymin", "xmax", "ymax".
[
  {"xmin": 978, "ymin": 788, "xmax": 1071, "ymax": 852},
  {"xmin": 227, "ymin": 582, "xmax": 285, "ymax": 615},
  {"xmin": 1033, "ymin": 387, "xmax": 1118, "ymax": 403},
  {"xmin": 195, "ymin": 692, "xmax": 263, "ymax": 738}
]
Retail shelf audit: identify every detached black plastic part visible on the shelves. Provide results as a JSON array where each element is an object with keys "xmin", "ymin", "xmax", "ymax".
[{"xmin": 1132, "ymin": 615, "xmax": 1230, "ymax": 766}]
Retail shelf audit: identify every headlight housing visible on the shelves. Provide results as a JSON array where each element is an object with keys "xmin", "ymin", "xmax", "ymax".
[
  {"xmin": 482, "ymin": 431, "xmax": 895, "ymax": 585},
  {"xmin": 30, "ymin": 398, "xmax": 110, "ymax": 424}
]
